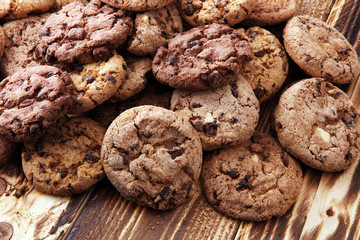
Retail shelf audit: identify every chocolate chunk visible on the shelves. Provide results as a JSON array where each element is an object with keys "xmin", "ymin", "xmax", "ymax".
[
  {"xmin": 276, "ymin": 122, "xmax": 283, "ymax": 129},
  {"xmin": 203, "ymin": 123, "xmax": 218, "ymax": 135},
  {"xmin": 57, "ymin": 169, "xmax": 68, "ymax": 178},
  {"xmin": 167, "ymin": 55, "xmax": 178, "ymax": 65},
  {"xmin": 159, "ymin": 186, "xmax": 172, "ymax": 200},
  {"xmin": 105, "ymin": 74, "xmax": 117, "ymax": 85},
  {"xmin": 207, "ymin": 71, "xmax": 225, "ymax": 87},
  {"xmin": 254, "ymin": 87, "xmax": 265, "ymax": 99},
  {"xmin": 141, "ymin": 131, "xmax": 153, "ymax": 138},
  {"xmin": 231, "ymin": 82, "xmax": 239, "ymax": 98},
  {"xmin": 305, "ymin": 55, "xmax": 313, "ymax": 62},
  {"xmin": 193, "ymin": 121, "xmax": 203, "ymax": 131},
  {"xmin": 84, "ymin": 75, "xmax": 95, "ymax": 84},
  {"xmin": 345, "ymin": 152, "xmax": 352, "ymax": 160},
  {"xmin": 168, "ymin": 149, "xmax": 184, "ymax": 159},
  {"xmin": 40, "ymin": 29, "xmax": 50, "ymax": 37},
  {"xmin": 191, "ymin": 103, "xmax": 202, "ymax": 108},
  {"xmin": 343, "ymin": 113, "xmax": 354, "ymax": 127},
  {"xmin": 84, "ymin": 149, "xmax": 100, "ymax": 164},
  {"xmin": 23, "ymin": 152, "xmax": 32, "ymax": 162},
  {"xmin": 30, "ymin": 123, "xmax": 42, "ymax": 136},
  {"xmin": 228, "ymin": 169, "xmax": 240, "ymax": 179},
  {"xmin": 236, "ymin": 179, "xmax": 252, "ymax": 190},
  {"xmin": 254, "ymin": 50, "xmax": 265, "ymax": 58},
  {"xmin": 230, "ymin": 117, "xmax": 238, "ymax": 124},
  {"xmin": 185, "ymin": 3, "xmax": 196, "ymax": 16},
  {"xmin": 45, "ymin": 71, "xmax": 55, "ymax": 78},
  {"xmin": 39, "ymin": 163, "xmax": 46, "ymax": 174},
  {"xmin": 188, "ymin": 40, "xmax": 202, "ymax": 48}
]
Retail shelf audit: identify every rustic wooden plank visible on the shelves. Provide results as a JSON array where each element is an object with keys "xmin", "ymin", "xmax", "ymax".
[{"xmin": 295, "ymin": 0, "xmax": 335, "ymax": 20}]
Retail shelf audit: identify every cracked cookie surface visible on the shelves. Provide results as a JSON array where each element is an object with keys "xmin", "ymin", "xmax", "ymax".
[
  {"xmin": 274, "ymin": 78, "xmax": 360, "ymax": 172},
  {"xmin": 152, "ymin": 23, "xmax": 253, "ymax": 90},
  {"xmin": 171, "ymin": 75, "xmax": 259, "ymax": 150},
  {"xmin": 0, "ymin": 66, "xmax": 75, "ymax": 142},
  {"xmin": 239, "ymin": 27, "xmax": 288, "ymax": 103},
  {"xmin": 35, "ymin": 0, "xmax": 133, "ymax": 65},
  {"xmin": 283, "ymin": 15, "xmax": 360, "ymax": 84},
  {"xmin": 99, "ymin": 0, "xmax": 174, "ymax": 11},
  {"xmin": 102, "ymin": 105, "xmax": 203, "ymax": 210},
  {"xmin": 202, "ymin": 132, "xmax": 303, "ymax": 221},
  {"xmin": 177, "ymin": 0, "xmax": 255, "ymax": 26},
  {"xmin": 0, "ymin": 0, "xmax": 54, "ymax": 19},
  {"xmin": 22, "ymin": 117, "xmax": 106, "ymax": 196}
]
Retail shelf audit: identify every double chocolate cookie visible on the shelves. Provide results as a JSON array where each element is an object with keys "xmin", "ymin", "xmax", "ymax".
[
  {"xmin": 152, "ymin": 23, "xmax": 253, "ymax": 90},
  {"xmin": 102, "ymin": 106, "xmax": 203, "ymax": 210}
]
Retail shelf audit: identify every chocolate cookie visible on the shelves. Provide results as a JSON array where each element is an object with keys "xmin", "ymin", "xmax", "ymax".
[
  {"xmin": 127, "ymin": 3, "xmax": 183, "ymax": 56},
  {"xmin": 0, "ymin": 0, "xmax": 54, "ymax": 19},
  {"xmin": 177, "ymin": 0, "xmax": 255, "ymax": 27},
  {"xmin": 242, "ymin": 0, "xmax": 297, "ymax": 26},
  {"xmin": 152, "ymin": 23, "xmax": 253, "ymax": 90},
  {"xmin": 35, "ymin": 0, "xmax": 133, "ymax": 65},
  {"xmin": 22, "ymin": 117, "xmax": 106, "ymax": 196},
  {"xmin": 102, "ymin": 105, "xmax": 203, "ymax": 210},
  {"xmin": 0, "ymin": 26, "xmax": 5, "ymax": 60},
  {"xmin": 0, "ymin": 14, "xmax": 50, "ymax": 77},
  {"xmin": 171, "ymin": 75, "xmax": 259, "ymax": 150},
  {"xmin": 0, "ymin": 136, "xmax": 16, "ymax": 168},
  {"xmin": 274, "ymin": 78, "xmax": 360, "ymax": 172},
  {"xmin": 0, "ymin": 66, "xmax": 75, "ymax": 142},
  {"xmin": 239, "ymin": 27, "xmax": 288, "ymax": 103},
  {"xmin": 108, "ymin": 56, "xmax": 152, "ymax": 103},
  {"xmin": 283, "ymin": 15, "xmax": 360, "ymax": 84},
  {"xmin": 202, "ymin": 132, "xmax": 303, "ymax": 221},
  {"xmin": 100, "ymin": 0, "xmax": 174, "ymax": 11},
  {"xmin": 69, "ymin": 54, "xmax": 127, "ymax": 114}
]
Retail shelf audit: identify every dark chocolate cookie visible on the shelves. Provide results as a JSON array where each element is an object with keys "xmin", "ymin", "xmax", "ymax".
[
  {"xmin": 35, "ymin": 0, "xmax": 133, "ymax": 65},
  {"xmin": 152, "ymin": 23, "xmax": 253, "ymax": 90},
  {"xmin": 0, "ymin": 66, "xmax": 75, "ymax": 142}
]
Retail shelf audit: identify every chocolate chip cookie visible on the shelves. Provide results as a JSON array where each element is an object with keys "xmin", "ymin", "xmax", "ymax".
[
  {"xmin": 35, "ymin": 0, "xmax": 133, "ymax": 65},
  {"xmin": 0, "ymin": 66, "xmax": 75, "ymax": 142},
  {"xmin": 69, "ymin": 53, "xmax": 127, "ymax": 114},
  {"xmin": 239, "ymin": 27, "xmax": 288, "ymax": 103},
  {"xmin": 22, "ymin": 117, "xmax": 106, "ymax": 196},
  {"xmin": 202, "ymin": 132, "xmax": 303, "ymax": 221},
  {"xmin": 52, "ymin": 0, "xmax": 89, "ymax": 10},
  {"xmin": 0, "ymin": 14, "xmax": 50, "ymax": 77},
  {"xmin": 171, "ymin": 75, "xmax": 259, "ymax": 150},
  {"xmin": 242, "ymin": 0, "xmax": 297, "ymax": 26},
  {"xmin": 153, "ymin": 23, "xmax": 253, "ymax": 90},
  {"xmin": 274, "ymin": 78, "xmax": 360, "ymax": 172},
  {"xmin": 283, "ymin": 15, "xmax": 360, "ymax": 84},
  {"xmin": 0, "ymin": 136, "xmax": 16, "ymax": 168},
  {"xmin": 127, "ymin": 3, "xmax": 183, "ymax": 56},
  {"xmin": 177, "ymin": 0, "xmax": 256, "ymax": 26},
  {"xmin": 100, "ymin": 0, "xmax": 174, "ymax": 11},
  {"xmin": 102, "ymin": 105, "xmax": 203, "ymax": 210},
  {"xmin": 0, "ymin": 0, "xmax": 55, "ymax": 19}
]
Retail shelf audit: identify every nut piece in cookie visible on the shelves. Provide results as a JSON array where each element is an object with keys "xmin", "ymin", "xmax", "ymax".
[
  {"xmin": 127, "ymin": 3, "xmax": 183, "ymax": 57},
  {"xmin": 283, "ymin": 15, "xmax": 360, "ymax": 84},
  {"xmin": 35, "ymin": 0, "xmax": 133, "ymax": 65},
  {"xmin": 22, "ymin": 117, "xmax": 106, "ymax": 196},
  {"xmin": 0, "ymin": 0, "xmax": 55, "ymax": 20},
  {"xmin": 177, "ymin": 0, "xmax": 256, "ymax": 26},
  {"xmin": 152, "ymin": 23, "xmax": 253, "ymax": 90},
  {"xmin": 0, "ymin": 66, "xmax": 75, "ymax": 142},
  {"xmin": 171, "ymin": 75, "xmax": 259, "ymax": 150},
  {"xmin": 202, "ymin": 132, "xmax": 303, "ymax": 221},
  {"xmin": 274, "ymin": 78, "xmax": 360, "ymax": 172},
  {"xmin": 102, "ymin": 106, "xmax": 203, "ymax": 210}
]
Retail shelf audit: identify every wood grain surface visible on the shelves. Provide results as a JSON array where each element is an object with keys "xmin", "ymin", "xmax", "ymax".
[{"xmin": 1, "ymin": 0, "xmax": 360, "ymax": 239}]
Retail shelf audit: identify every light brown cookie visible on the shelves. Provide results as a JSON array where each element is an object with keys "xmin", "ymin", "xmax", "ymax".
[
  {"xmin": 283, "ymin": 15, "xmax": 360, "ymax": 84},
  {"xmin": 0, "ymin": 14, "xmax": 50, "ymax": 77},
  {"xmin": 127, "ymin": 3, "xmax": 182, "ymax": 57},
  {"xmin": 274, "ymin": 78, "xmax": 360, "ymax": 172},
  {"xmin": 238, "ymin": 27, "xmax": 288, "ymax": 103},
  {"xmin": 202, "ymin": 132, "xmax": 303, "ymax": 221},
  {"xmin": 69, "ymin": 54, "xmax": 127, "ymax": 114},
  {"xmin": 0, "ymin": 136, "xmax": 16, "ymax": 168},
  {"xmin": 108, "ymin": 57, "xmax": 152, "ymax": 103},
  {"xmin": 242, "ymin": 0, "xmax": 297, "ymax": 26},
  {"xmin": 177, "ymin": 0, "xmax": 255, "ymax": 26},
  {"xmin": 99, "ymin": 0, "xmax": 174, "ymax": 11},
  {"xmin": 22, "ymin": 117, "xmax": 106, "ymax": 196},
  {"xmin": 52, "ymin": 0, "xmax": 89, "ymax": 10},
  {"xmin": 0, "ymin": 0, "xmax": 55, "ymax": 19},
  {"xmin": 102, "ymin": 105, "xmax": 203, "ymax": 210},
  {"xmin": 171, "ymin": 75, "xmax": 259, "ymax": 150}
]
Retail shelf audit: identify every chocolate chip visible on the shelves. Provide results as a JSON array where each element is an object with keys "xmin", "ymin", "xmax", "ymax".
[
  {"xmin": 203, "ymin": 123, "xmax": 218, "ymax": 135},
  {"xmin": 159, "ymin": 186, "xmax": 172, "ymax": 200},
  {"xmin": 228, "ymin": 169, "xmax": 240, "ymax": 179},
  {"xmin": 320, "ymin": 156, "xmax": 327, "ymax": 163},
  {"xmin": 248, "ymin": 30, "xmax": 259, "ymax": 39},
  {"xmin": 23, "ymin": 152, "xmax": 32, "ymax": 162},
  {"xmin": 345, "ymin": 152, "xmax": 352, "ymax": 160},
  {"xmin": 254, "ymin": 87, "xmax": 265, "ymax": 99},
  {"xmin": 185, "ymin": 3, "xmax": 196, "ymax": 16},
  {"xmin": 84, "ymin": 149, "xmax": 100, "ymax": 164},
  {"xmin": 105, "ymin": 74, "xmax": 117, "ymax": 85},
  {"xmin": 191, "ymin": 103, "xmax": 202, "ymax": 108},
  {"xmin": 305, "ymin": 55, "xmax": 313, "ymax": 62},
  {"xmin": 68, "ymin": 184, "xmax": 75, "ymax": 194},
  {"xmin": 40, "ymin": 29, "xmax": 50, "ymax": 37},
  {"xmin": 166, "ymin": 55, "xmax": 178, "ymax": 65},
  {"xmin": 343, "ymin": 113, "xmax": 354, "ymax": 127},
  {"xmin": 11, "ymin": 119, "xmax": 21, "ymax": 127},
  {"xmin": 200, "ymin": 74, "xmax": 208, "ymax": 80},
  {"xmin": 45, "ymin": 71, "xmax": 55, "ymax": 78},
  {"xmin": 30, "ymin": 123, "xmax": 42, "ymax": 136},
  {"xmin": 188, "ymin": 40, "xmax": 201, "ymax": 48},
  {"xmin": 231, "ymin": 82, "xmax": 239, "ymax": 98},
  {"xmin": 330, "ymin": 92, "xmax": 342, "ymax": 99},
  {"xmin": 39, "ymin": 163, "xmax": 46, "ymax": 174},
  {"xmin": 230, "ymin": 117, "xmax": 238, "ymax": 124},
  {"xmin": 276, "ymin": 122, "xmax": 282, "ymax": 129},
  {"xmin": 0, "ymin": 178, "xmax": 7, "ymax": 196},
  {"xmin": 84, "ymin": 75, "xmax": 95, "ymax": 84},
  {"xmin": 193, "ymin": 121, "xmax": 203, "ymax": 131},
  {"xmin": 168, "ymin": 149, "xmax": 184, "ymax": 159},
  {"xmin": 244, "ymin": 173, "xmax": 251, "ymax": 180},
  {"xmin": 207, "ymin": 71, "xmax": 224, "ymax": 86},
  {"xmin": 141, "ymin": 131, "xmax": 153, "ymax": 138},
  {"xmin": 254, "ymin": 50, "xmax": 265, "ymax": 57},
  {"xmin": 251, "ymin": 133, "xmax": 263, "ymax": 143},
  {"xmin": 236, "ymin": 179, "xmax": 252, "ymax": 190},
  {"xmin": 57, "ymin": 169, "xmax": 68, "ymax": 178}
]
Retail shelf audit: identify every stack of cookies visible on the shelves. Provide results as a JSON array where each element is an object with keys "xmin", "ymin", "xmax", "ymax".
[{"xmin": 0, "ymin": 0, "xmax": 359, "ymax": 223}]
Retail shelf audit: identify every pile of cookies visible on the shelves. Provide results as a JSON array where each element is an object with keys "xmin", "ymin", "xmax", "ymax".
[{"xmin": 0, "ymin": 0, "xmax": 359, "ymax": 223}]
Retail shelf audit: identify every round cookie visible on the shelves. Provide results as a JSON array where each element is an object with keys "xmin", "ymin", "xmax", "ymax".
[
  {"xmin": 0, "ymin": 66, "xmax": 75, "ymax": 142},
  {"xmin": 35, "ymin": 0, "xmax": 133, "ymax": 65},
  {"xmin": 0, "ymin": 0, "xmax": 55, "ymax": 20},
  {"xmin": 0, "ymin": 26, "xmax": 5, "ymax": 60},
  {"xmin": 52, "ymin": 0, "xmax": 89, "ymax": 10},
  {"xmin": 127, "ymin": 3, "xmax": 183, "ymax": 57},
  {"xmin": 69, "ymin": 54, "xmax": 127, "ymax": 114},
  {"xmin": 238, "ymin": 27, "xmax": 288, "ymax": 103},
  {"xmin": 274, "ymin": 78, "xmax": 360, "ymax": 172},
  {"xmin": 171, "ymin": 75, "xmax": 259, "ymax": 150},
  {"xmin": 177, "ymin": 0, "xmax": 255, "ymax": 26},
  {"xmin": 102, "ymin": 105, "xmax": 203, "ymax": 210},
  {"xmin": 152, "ymin": 23, "xmax": 253, "ymax": 90},
  {"xmin": 283, "ymin": 15, "xmax": 360, "ymax": 84},
  {"xmin": 202, "ymin": 132, "xmax": 303, "ymax": 221},
  {"xmin": 108, "ymin": 57, "xmax": 152, "ymax": 103},
  {"xmin": 0, "ymin": 136, "xmax": 16, "ymax": 168},
  {"xmin": 0, "ymin": 14, "xmax": 50, "ymax": 77},
  {"xmin": 99, "ymin": 0, "xmax": 174, "ymax": 11},
  {"xmin": 242, "ymin": 0, "xmax": 297, "ymax": 26},
  {"xmin": 22, "ymin": 117, "xmax": 106, "ymax": 196}
]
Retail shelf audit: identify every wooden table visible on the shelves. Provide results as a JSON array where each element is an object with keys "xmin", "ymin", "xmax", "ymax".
[{"xmin": 1, "ymin": 0, "xmax": 360, "ymax": 239}]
